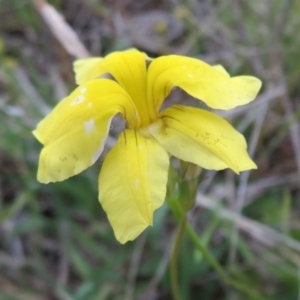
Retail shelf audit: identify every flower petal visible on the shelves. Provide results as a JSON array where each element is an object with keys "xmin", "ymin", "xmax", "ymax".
[
  {"xmin": 73, "ymin": 49, "xmax": 152, "ymax": 86},
  {"xmin": 95, "ymin": 49, "xmax": 157, "ymax": 126},
  {"xmin": 73, "ymin": 57, "xmax": 103, "ymax": 85},
  {"xmin": 212, "ymin": 64, "xmax": 229, "ymax": 75},
  {"xmin": 148, "ymin": 105, "xmax": 256, "ymax": 173},
  {"xmin": 33, "ymin": 79, "xmax": 139, "ymax": 183},
  {"xmin": 147, "ymin": 55, "xmax": 262, "ymax": 112},
  {"xmin": 99, "ymin": 129, "xmax": 169, "ymax": 244}
]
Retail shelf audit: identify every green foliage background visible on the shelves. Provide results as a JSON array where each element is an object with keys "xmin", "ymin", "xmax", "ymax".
[{"xmin": 0, "ymin": 0, "xmax": 300, "ymax": 299}]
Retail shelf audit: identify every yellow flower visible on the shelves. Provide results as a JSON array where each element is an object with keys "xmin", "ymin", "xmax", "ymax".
[{"xmin": 33, "ymin": 49, "xmax": 261, "ymax": 243}]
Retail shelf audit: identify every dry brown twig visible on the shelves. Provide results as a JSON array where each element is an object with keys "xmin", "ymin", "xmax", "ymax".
[
  {"xmin": 194, "ymin": 194, "xmax": 300, "ymax": 256},
  {"xmin": 33, "ymin": 0, "xmax": 90, "ymax": 59}
]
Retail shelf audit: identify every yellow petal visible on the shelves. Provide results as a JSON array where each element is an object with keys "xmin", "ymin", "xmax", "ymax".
[
  {"xmin": 148, "ymin": 105, "xmax": 257, "ymax": 173},
  {"xmin": 96, "ymin": 49, "xmax": 157, "ymax": 126},
  {"xmin": 73, "ymin": 57, "xmax": 103, "ymax": 85},
  {"xmin": 212, "ymin": 64, "xmax": 229, "ymax": 75},
  {"xmin": 147, "ymin": 55, "xmax": 262, "ymax": 112},
  {"xmin": 99, "ymin": 129, "xmax": 169, "ymax": 244},
  {"xmin": 73, "ymin": 49, "xmax": 151, "ymax": 86},
  {"xmin": 33, "ymin": 79, "xmax": 139, "ymax": 183}
]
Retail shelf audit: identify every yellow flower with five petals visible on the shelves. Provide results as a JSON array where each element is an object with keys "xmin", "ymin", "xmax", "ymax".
[{"xmin": 33, "ymin": 49, "xmax": 261, "ymax": 243}]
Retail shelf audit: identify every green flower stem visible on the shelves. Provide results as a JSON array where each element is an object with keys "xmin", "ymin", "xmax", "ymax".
[
  {"xmin": 185, "ymin": 223, "xmax": 270, "ymax": 300},
  {"xmin": 168, "ymin": 161, "xmax": 269, "ymax": 300},
  {"xmin": 170, "ymin": 215, "xmax": 187, "ymax": 300}
]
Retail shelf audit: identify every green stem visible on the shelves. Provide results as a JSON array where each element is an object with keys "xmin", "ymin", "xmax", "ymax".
[
  {"xmin": 186, "ymin": 223, "xmax": 270, "ymax": 300},
  {"xmin": 170, "ymin": 216, "xmax": 187, "ymax": 300}
]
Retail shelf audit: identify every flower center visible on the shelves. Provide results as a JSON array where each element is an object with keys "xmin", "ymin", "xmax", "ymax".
[{"xmin": 137, "ymin": 118, "xmax": 164, "ymax": 139}]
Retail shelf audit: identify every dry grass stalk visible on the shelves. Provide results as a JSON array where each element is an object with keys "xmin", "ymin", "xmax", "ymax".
[{"xmin": 33, "ymin": 0, "xmax": 90, "ymax": 59}]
